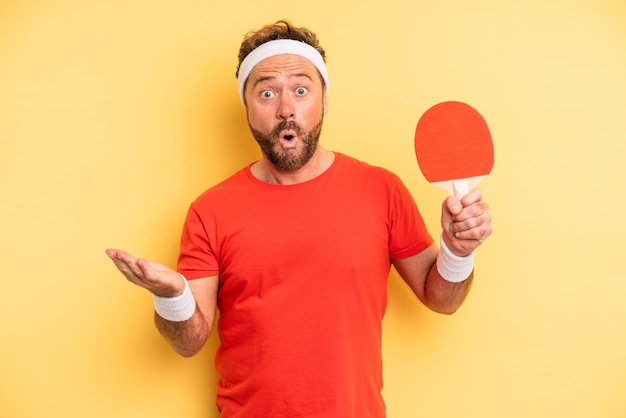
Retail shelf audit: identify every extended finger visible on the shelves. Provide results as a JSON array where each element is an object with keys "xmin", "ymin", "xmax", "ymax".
[
  {"xmin": 113, "ymin": 258, "xmax": 142, "ymax": 280},
  {"xmin": 106, "ymin": 250, "xmax": 144, "ymax": 281}
]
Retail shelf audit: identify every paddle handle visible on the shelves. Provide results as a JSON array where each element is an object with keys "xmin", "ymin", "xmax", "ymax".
[
  {"xmin": 453, "ymin": 180, "xmax": 469, "ymax": 199},
  {"xmin": 433, "ymin": 175, "xmax": 488, "ymax": 199}
]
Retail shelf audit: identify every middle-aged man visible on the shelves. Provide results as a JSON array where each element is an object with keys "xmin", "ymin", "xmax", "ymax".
[{"xmin": 107, "ymin": 19, "xmax": 493, "ymax": 418}]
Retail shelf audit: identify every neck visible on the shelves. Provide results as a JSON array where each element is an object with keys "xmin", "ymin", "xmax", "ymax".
[{"xmin": 252, "ymin": 147, "xmax": 335, "ymax": 185}]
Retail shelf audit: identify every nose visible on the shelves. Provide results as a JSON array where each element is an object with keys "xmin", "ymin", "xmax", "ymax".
[{"xmin": 277, "ymin": 93, "xmax": 295, "ymax": 120}]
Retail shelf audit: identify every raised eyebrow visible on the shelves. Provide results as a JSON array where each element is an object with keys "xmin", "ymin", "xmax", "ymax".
[
  {"xmin": 251, "ymin": 73, "xmax": 314, "ymax": 90},
  {"xmin": 290, "ymin": 73, "xmax": 314, "ymax": 83},
  {"xmin": 251, "ymin": 75, "xmax": 275, "ymax": 90}
]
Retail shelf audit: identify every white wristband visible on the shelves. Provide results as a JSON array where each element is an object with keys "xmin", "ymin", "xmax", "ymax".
[
  {"xmin": 436, "ymin": 235, "xmax": 474, "ymax": 283},
  {"xmin": 152, "ymin": 274, "xmax": 196, "ymax": 322}
]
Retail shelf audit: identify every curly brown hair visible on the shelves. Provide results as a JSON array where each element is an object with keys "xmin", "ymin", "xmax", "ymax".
[{"xmin": 235, "ymin": 20, "xmax": 326, "ymax": 78}]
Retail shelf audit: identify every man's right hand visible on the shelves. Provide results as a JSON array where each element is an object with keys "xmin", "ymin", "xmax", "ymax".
[{"xmin": 105, "ymin": 249, "xmax": 185, "ymax": 298}]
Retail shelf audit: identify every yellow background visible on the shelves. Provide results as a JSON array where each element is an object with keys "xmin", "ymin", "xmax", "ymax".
[{"xmin": 2, "ymin": 0, "xmax": 625, "ymax": 417}]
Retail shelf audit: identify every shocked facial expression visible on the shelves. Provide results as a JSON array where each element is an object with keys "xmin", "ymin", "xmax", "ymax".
[{"xmin": 244, "ymin": 54, "xmax": 328, "ymax": 172}]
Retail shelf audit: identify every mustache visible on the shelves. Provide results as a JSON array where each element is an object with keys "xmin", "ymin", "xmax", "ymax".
[{"xmin": 273, "ymin": 121, "xmax": 304, "ymax": 137}]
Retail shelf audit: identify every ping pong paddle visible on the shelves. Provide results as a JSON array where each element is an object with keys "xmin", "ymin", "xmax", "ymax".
[{"xmin": 414, "ymin": 101, "xmax": 494, "ymax": 198}]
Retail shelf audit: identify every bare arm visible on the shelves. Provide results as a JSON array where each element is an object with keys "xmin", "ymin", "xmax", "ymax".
[
  {"xmin": 392, "ymin": 188, "xmax": 491, "ymax": 314},
  {"xmin": 393, "ymin": 245, "xmax": 473, "ymax": 314},
  {"xmin": 154, "ymin": 276, "xmax": 218, "ymax": 357},
  {"xmin": 106, "ymin": 249, "xmax": 218, "ymax": 357}
]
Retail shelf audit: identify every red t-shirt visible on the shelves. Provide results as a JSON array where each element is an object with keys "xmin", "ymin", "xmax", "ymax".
[{"xmin": 178, "ymin": 153, "xmax": 433, "ymax": 417}]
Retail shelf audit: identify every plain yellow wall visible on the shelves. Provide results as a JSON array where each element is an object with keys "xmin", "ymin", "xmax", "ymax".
[{"xmin": 2, "ymin": 0, "xmax": 625, "ymax": 417}]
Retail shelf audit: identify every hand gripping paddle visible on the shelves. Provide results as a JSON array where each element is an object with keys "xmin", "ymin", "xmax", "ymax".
[{"xmin": 414, "ymin": 101, "xmax": 494, "ymax": 198}]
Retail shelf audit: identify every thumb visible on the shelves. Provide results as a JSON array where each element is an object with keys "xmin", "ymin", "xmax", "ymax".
[
  {"xmin": 446, "ymin": 195, "xmax": 463, "ymax": 216},
  {"xmin": 440, "ymin": 197, "xmax": 456, "ymax": 236}
]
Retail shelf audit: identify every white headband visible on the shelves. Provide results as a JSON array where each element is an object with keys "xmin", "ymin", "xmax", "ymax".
[{"xmin": 237, "ymin": 39, "xmax": 330, "ymax": 105}]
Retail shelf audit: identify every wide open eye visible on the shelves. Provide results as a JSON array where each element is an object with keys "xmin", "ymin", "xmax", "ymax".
[
  {"xmin": 295, "ymin": 87, "xmax": 308, "ymax": 96},
  {"xmin": 261, "ymin": 90, "xmax": 275, "ymax": 99}
]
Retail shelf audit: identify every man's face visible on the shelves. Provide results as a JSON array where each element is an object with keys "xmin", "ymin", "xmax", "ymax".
[{"xmin": 244, "ymin": 54, "xmax": 327, "ymax": 172}]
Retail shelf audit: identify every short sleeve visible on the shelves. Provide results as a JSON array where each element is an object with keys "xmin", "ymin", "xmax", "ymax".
[
  {"xmin": 177, "ymin": 205, "xmax": 220, "ymax": 279},
  {"xmin": 387, "ymin": 175, "xmax": 434, "ymax": 259}
]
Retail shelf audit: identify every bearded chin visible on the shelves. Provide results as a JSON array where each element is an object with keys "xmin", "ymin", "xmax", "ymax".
[{"xmin": 250, "ymin": 118, "xmax": 324, "ymax": 172}]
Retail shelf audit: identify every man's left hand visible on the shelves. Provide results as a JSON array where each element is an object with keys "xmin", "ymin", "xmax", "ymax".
[{"xmin": 441, "ymin": 188, "xmax": 492, "ymax": 257}]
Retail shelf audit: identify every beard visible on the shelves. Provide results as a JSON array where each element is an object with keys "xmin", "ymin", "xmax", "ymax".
[{"xmin": 249, "ymin": 117, "xmax": 324, "ymax": 172}]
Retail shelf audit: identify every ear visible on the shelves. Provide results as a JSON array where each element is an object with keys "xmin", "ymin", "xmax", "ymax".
[{"xmin": 322, "ymin": 90, "xmax": 328, "ymax": 115}]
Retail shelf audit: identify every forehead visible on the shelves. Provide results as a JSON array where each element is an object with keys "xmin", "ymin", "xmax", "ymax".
[{"xmin": 248, "ymin": 54, "xmax": 320, "ymax": 82}]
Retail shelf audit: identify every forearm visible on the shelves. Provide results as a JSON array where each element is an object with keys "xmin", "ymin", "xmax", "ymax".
[
  {"xmin": 154, "ymin": 309, "xmax": 211, "ymax": 357},
  {"xmin": 105, "ymin": 249, "xmax": 216, "ymax": 356},
  {"xmin": 152, "ymin": 277, "xmax": 213, "ymax": 357},
  {"xmin": 423, "ymin": 264, "xmax": 473, "ymax": 315}
]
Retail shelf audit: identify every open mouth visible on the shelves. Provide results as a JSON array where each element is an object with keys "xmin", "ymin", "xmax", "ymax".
[
  {"xmin": 279, "ymin": 130, "xmax": 298, "ymax": 142},
  {"xmin": 274, "ymin": 121, "xmax": 301, "ymax": 143}
]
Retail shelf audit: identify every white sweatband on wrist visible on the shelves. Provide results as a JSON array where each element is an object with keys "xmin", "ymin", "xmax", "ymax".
[
  {"xmin": 436, "ymin": 235, "xmax": 474, "ymax": 283},
  {"xmin": 152, "ymin": 274, "xmax": 196, "ymax": 322},
  {"xmin": 237, "ymin": 39, "xmax": 330, "ymax": 104}
]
